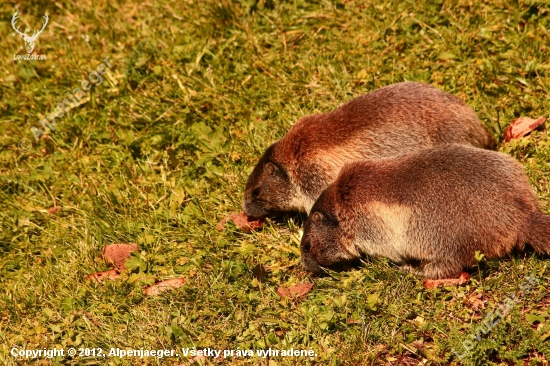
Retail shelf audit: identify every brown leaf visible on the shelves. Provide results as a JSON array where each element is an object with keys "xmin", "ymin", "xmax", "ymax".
[
  {"xmin": 277, "ymin": 283, "xmax": 313, "ymax": 298},
  {"xmin": 144, "ymin": 278, "xmax": 185, "ymax": 296},
  {"xmin": 217, "ymin": 212, "xmax": 264, "ymax": 232},
  {"xmin": 102, "ymin": 243, "xmax": 138, "ymax": 270},
  {"xmin": 47, "ymin": 206, "xmax": 62, "ymax": 215},
  {"xmin": 86, "ymin": 269, "xmax": 121, "ymax": 282},
  {"xmin": 504, "ymin": 116, "xmax": 545, "ymax": 142},
  {"xmin": 423, "ymin": 272, "xmax": 470, "ymax": 289}
]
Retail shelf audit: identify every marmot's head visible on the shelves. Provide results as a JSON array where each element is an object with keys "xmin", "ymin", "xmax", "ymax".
[
  {"xmin": 243, "ymin": 144, "xmax": 295, "ymax": 218},
  {"xmin": 300, "ymin": 187, "xmax": 358, "ymax": 273}
]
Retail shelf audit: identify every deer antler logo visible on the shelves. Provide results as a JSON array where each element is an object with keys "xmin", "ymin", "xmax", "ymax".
[{"xmin": 11, "ymin": 11, "xmax": 49, "ymax": 54}]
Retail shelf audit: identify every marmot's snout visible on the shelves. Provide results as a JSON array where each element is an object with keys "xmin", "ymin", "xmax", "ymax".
[
  {"xmin": 300, "ymin": 256, "xmax": 323, "ymax": 274},
  {"xmin": 299, "ymin": 239, "xmax": 322, "ymax": 273},
  {"xmin": 242, "ymin": 185, "xmax": 270, "ymax": 219}
]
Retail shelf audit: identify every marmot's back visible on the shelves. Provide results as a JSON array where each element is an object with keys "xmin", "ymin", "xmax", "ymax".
[{"xmin": 282, "ymin": 82, "xmax": 495, "ymax": 161}]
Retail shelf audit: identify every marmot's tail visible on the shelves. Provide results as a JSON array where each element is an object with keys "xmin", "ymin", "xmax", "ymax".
[{"xmin": 526, "ymin": 212, "xmax": 550, "ymax": 254}]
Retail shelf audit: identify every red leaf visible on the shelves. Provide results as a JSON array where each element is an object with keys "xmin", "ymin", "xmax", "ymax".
[
  {"xmin": 47, "ymin": 206, "xmax": 62, "ymax": 215},
  {"xmin": 86, "ymin": 269, "xmax": 121, "ymax": 282},
  {"xmin": 102, "ymin": 243, "xmax": 138, "ymax": 270},
  {"xmin": 277, "ymin": 283, "xmax": 313, "ymax": 298},
  {"xmin": 144, "ymin": 278, "xmax": 185, "ymax": 296},
  {"xmin": 217, "ymin": 212, "xmax": 264, "ymax": 232},
  {"xmin": 504, "ymin": 116, "xmax": 545, "ymax": 142},
  {"xmin": 423, "ymin": 272, "xmax": 470, "ymax": 289}
]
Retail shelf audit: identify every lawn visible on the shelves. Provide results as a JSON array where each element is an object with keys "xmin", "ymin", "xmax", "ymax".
[{"xmin": 1, "ymin": 0, "xmax": 550, "ymax": 365}]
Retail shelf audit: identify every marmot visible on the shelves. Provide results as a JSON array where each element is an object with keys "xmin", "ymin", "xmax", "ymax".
[
  {"xmin": 243, "ymin": 82, "xmax": 496, "ymax": 218},
  {"xmin": 300, "ymin": 144, "xmax": 550, "ymax": 279}
]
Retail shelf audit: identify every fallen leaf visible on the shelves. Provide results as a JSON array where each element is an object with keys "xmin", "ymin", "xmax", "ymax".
[
  {"xmin": 504, "ymin": 116, "xmax": 545, "ymax": 142},
  {"xmin": 86, "ymin": 269, "xmax": 121, "ymax": 282},
  {"xmin": 102, "ymin": 243, "xmax": 138, "ymax": 270},
  {"xmin": 277, "ymin": 283, "xmax": 313, "ymax": 298},
  {"xmin": 144, "ymin": 278, "xmax": 185, "ymax": 296},
  {"xmin": 47, "ymin": 206, "xmax": 62, "ymax": 215},
  {"xmin": 423, "ymin": 272, "xmax": 470, "ymax": 289},
  {"xmin": 217, "ymin": 212, "xmax": 264, "ymax": 232}
]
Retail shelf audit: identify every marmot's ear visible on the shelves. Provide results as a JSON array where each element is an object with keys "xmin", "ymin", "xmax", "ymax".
[
  {"xmin": 265, "ymin": 162, "xmax": 277, "ymax": 174},
  {"xmin": 311, "ymin": 212, "xmax": 323, "ymax": 222}
]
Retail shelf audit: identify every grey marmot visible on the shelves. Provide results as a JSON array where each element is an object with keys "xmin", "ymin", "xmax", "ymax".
[
  {"xmin": 300, "ymin": 144, "xmax": 550, "ymax": 279},
  {"xmin": 243, "ymin": 82, "xmax": 496, "ymax": 218}
]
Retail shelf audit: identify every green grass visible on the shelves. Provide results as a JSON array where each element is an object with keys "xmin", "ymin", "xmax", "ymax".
[{"xmin": 2, "ymin": 0, "xmax": 550, "ymax": 364}]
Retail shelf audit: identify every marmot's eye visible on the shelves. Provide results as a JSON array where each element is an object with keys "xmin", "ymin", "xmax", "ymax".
[
  {"xmin": 252, "ymin": 187, "xmax": 261, "ymax": 197},
  {"xmin": 302, "ymin": 241, "xmax": 311, "ymax": 253},
  {"xmin": 311, "ymin": 212, "xmax": 323, "ymax": 222}
]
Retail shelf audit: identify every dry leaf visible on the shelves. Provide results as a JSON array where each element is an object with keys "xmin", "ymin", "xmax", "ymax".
[
  {"xmin": 102, "ymin": 243, "xmax": 138, "ymax": 270},
  {"xmin": 217, "ymin": 212, "xmax": 264, "ymax": 232},
  {"xmin": 423, "ymin": 272, "xmax": 470, "ymax": 289},
  {"xmin": 86, "ymin": 269, "xmax": 121, "ymax": 282},
  {"xmin": 504, "ymin": 116, "xmax": 545, "ymax": 142},
  {"xmin": 277, "ymin": 283, "xmax": 313, "ymax": 298},
  {"xmin": 47, "ymin": 206, "xmax": 62, "ymax": 215},
  {"xmin": 144, "ymin": 278, "xmax": 185, "ymax": 296}
]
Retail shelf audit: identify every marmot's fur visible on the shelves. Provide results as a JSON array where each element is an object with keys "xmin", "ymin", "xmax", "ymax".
[
  {"xmin": 300, "ymin": 144, "xmax": 550, "ymax": 279},
  {"xmin": 243, "ymin": 82, "xmax": 495, "ymax": 218}
]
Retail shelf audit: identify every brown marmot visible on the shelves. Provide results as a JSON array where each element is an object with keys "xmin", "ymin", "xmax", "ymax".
[
  {"xmin": 243, "ymin": 82, "xmax": 496, "ymax": 218},
  {"xmin": 300, "ymin": 144, "xmax": 550, "ymax": 279}
]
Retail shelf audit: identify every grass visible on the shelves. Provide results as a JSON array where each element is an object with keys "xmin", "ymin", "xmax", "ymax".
[{"xmin": 1, "ymin": 0, "xmax": 550, "ymax": 364}]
